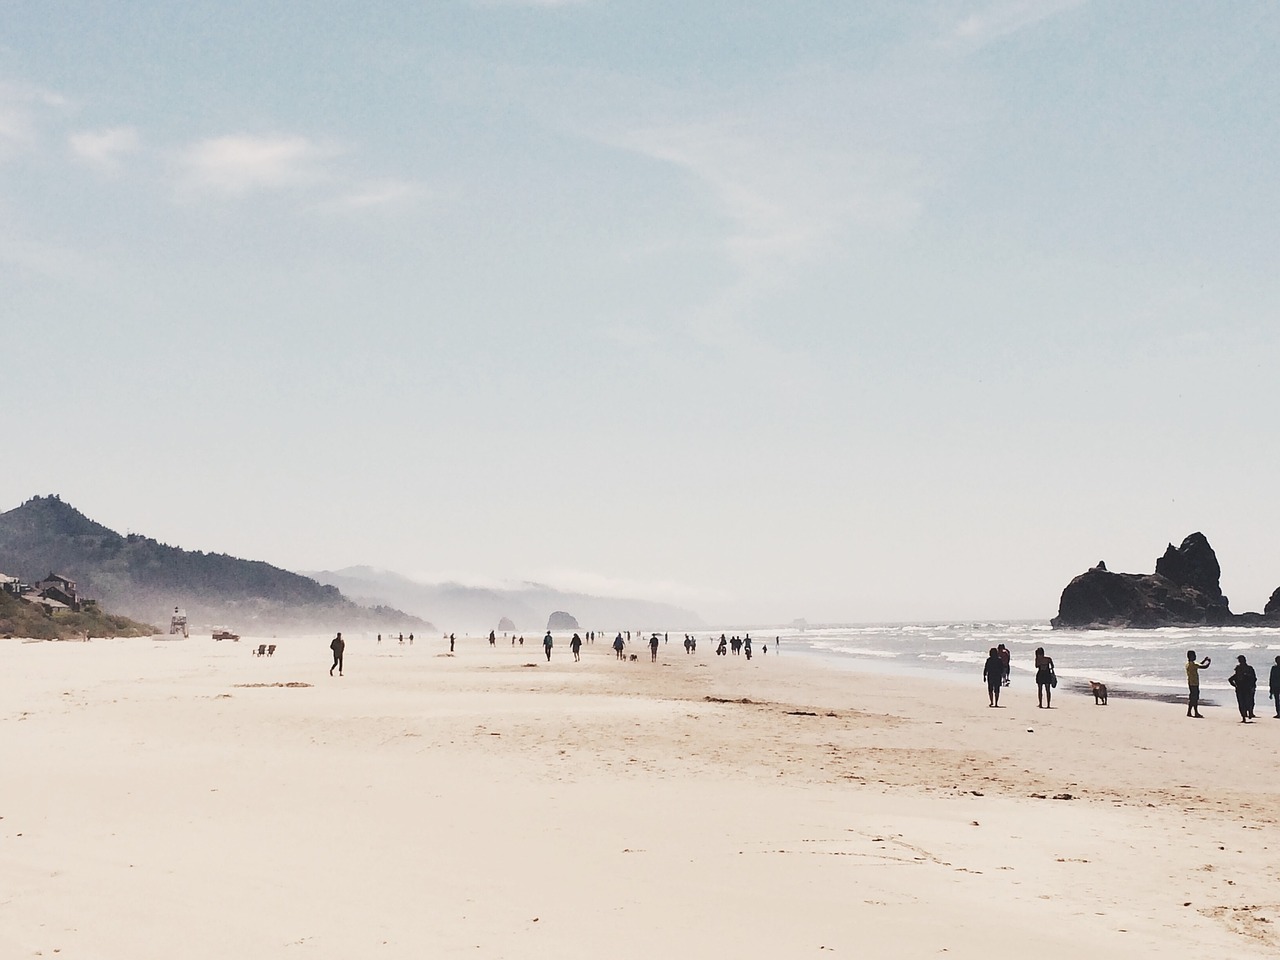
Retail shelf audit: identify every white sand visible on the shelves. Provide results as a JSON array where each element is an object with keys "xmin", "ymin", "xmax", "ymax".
[{"xmin": 3, "ymin": 633, "xmax": 1279, "ymax": 959}]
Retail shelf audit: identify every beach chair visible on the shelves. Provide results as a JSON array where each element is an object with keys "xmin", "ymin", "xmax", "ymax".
[
  {"xmin": 255, "ymin": 644, "xmax": 267, "ymax": 656},
  {"xmin": 267, "ymin": 644, "xmax": 276, "ymax": 657}
]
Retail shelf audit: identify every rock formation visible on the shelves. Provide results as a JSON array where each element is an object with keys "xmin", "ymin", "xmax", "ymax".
[
  {"xmin": 1052, "ymin": 532, "xmax": 1277, "ymax": 629},
  {"xmin": 497, "ymin": 616, "xmax": 515, "ymax": 632},
  {"xmin": 547, "ymin": 610, "xmax": 579, "ymax": 630}
]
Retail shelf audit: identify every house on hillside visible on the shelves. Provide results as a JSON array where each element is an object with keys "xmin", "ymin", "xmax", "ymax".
[
  {"xmin": 21, "ymin": 594, "xmax": 70, "ymax": 616},
  {"xmin": 33, "ymin": 573, "xmax": 92, "ymax": 612},
  {"xmin": 0, "ymin": 573, "xmax": 22, "ymax": 596}
]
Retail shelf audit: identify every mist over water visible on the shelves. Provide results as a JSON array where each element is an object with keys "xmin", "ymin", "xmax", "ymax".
[{"xmin": 718, "ymin": 623, "xmax": 1280, "ymax": 695}]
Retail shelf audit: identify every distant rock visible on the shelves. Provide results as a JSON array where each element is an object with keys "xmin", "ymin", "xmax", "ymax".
[
  {"xmin": 547, "ymin": 610, "xmax": 579, "ymax": 630},
  {"xmin": 498, "ymin": 616, "xmax": 515, "ymax": 632},
  {"xmin": 1052, "ymin": 532, "xmax": 1271, "ymax": 629}
]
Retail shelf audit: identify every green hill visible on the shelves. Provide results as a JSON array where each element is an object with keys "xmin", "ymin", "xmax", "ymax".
[{"xmin": 0, "ymin": 495, "xmax": 429, "ymax": 635}]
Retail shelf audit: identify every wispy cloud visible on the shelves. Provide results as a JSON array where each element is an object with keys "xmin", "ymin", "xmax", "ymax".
[
  {"xmin": 68, "ymin": 126, "xmax": 140, "ymax": 171},
  {"xmin": 948, "ymin": 0, "xmax": 1087, "ymax": 50},
  {"xmin": 176, "ymin": 134, "xmax": 338, "ymax": 196},
  {"xmin": 0, "ymin": 82, "xmax": 69, "ymax": 159},
  {"xmin": 315, "ymin": 177, "xmax": 427, "ymax": 213},
  {"xmin": 471, "ymin": 0, "xmax": 591, "ymax": 8}
]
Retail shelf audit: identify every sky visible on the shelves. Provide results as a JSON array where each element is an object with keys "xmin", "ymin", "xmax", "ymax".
[{"xmin": 3, "ymin": 1, "xmax": 1279, "ymax": 624}]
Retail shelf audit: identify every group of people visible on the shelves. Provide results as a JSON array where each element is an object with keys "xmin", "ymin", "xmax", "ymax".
[
  {"xmin": 983, "ymin": 645, "xmax": 1056, "ymax": 708},
  {"xmin": 714, "ymin": 633, "xmax": 768, "ymax": 659},
  {"xmin": 1186, "ymin": 651, "xmax": 1280, "ymax": 722},
  {"xmin": 981, "ymin": 644, "xmax": 1280, "ymax": 720}
]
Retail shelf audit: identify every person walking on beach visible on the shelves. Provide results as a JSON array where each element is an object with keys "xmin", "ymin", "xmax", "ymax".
[
  {"xmin": 1034, "ymin": 647, "xmax": 1055, "ymax": 708},
  {"xmin": 449, "ymin": 633, "xmax": 455, "ymax": 653},
  {"xmin": 743, "ymin": 635, "xmax": 753, "ymax": 660},
  {"xmin": 329, "ymin": 632, "xmax": 345, "ymax": 677},
  {"xmin": 543, "ymin": 631, "xmax": 554, "ymax": 662},
  {"xmin": 998, "ymin": 644, "xmax": 1011, "ymax": 686},
  {"xmin": 649, "ymin": 633, "xmax": 660, "ymax": 662},
  {"xmin": 1271, "ymin": 656, "xmax": 1280, "ymax": 719},
  {"xmin": 983, "ymin": 647, "xmax": 1003, "ymax": 707},
  {"xmin": 613, "ymin": 633, "xmax": 625, "ymax": 660},
  {"xmin": 570, "ymin": 633, "xmax": 582, "ymax": 662},
  {"xmin": 1186, "ymin": 650, "xmax": 1211, "ymax": 718},
  {"xmin": 1228, "ymin": 654, "xmax": 1258, "ymax": 722}
]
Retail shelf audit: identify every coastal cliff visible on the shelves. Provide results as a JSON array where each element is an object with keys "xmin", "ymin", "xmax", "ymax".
[{"xmin": 1052, "ymin": 532, "xmax": 1278, "ymax": 629}]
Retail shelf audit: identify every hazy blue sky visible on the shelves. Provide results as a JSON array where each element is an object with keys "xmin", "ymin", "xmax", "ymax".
[{"xmin": 3, "ymin": 1, "xmax": 1278, "ymax": 624}]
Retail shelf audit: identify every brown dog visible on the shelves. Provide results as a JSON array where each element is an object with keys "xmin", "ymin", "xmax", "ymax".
[{"xmin": 1089, "ymin": 681, "xmax": 1108, "ymax": 705}]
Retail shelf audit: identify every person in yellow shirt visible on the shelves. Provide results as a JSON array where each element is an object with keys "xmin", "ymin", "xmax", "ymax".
[{"xmin": 1185, "ymin": 650, "xmax": 1210, "ymax": 718}]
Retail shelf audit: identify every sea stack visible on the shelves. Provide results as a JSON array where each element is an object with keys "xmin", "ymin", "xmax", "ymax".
[{"xmin": 1052, "ymin": 532, "xmax": 1234, "ymax": 629}]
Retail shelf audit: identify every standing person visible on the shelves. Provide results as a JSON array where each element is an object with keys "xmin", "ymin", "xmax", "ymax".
[
  {"xmin": 570, "ymin": 633, "xmax": 582, "ymax": 662},
  {"xmin": 983, "ymin": 647, "xmax": 1003, "ymax": 707},
  {"xmin": 543, "ymin": 631, "xmax": 554, "ymax": 662},
  {"xmin": 489, "ymin": 630, "xmax": 496, "ymax": 647},
  {"xmin": 409, "ymin": 633, "xmax": 413, "ymax": 645},
  {"xmin": 1228, "ymin": 655, "xmax": 1258, "ymax": 722},
  {"xmin": 449, "ymin": 633, "xmax": 455, "ymax": 653},
  {"xmin": 613, "ymin": 633, "xmax": 625, "ymax": 660},
  {"xmin": 1186, "ymin": 650, "xmax": 1211, "ymax": 718},
  {"xmin": 329, "ymin": 632, "xmax": 345, "ymax": 677},
  {"xmin": 1034, "ymin": 647, "xmax": 1055, "ymax": 708},
  {"xmin": 1271, "ymin": 655, "xmax": 1280, "ymax": 719},
  {"xmin": 649, "ymin": 633, "xmax": 659, "ymax": 662},
  {"xmin": 997, "ymin": 644, "xmax": 1011, "ymax": 686},
  {"xmin": 377, "ymin": 633, "xmax": 382, "ymax": 644}
]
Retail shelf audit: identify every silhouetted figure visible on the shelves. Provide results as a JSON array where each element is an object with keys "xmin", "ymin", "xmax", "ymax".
[
  {"xmin": 543, "ymin": 631, "xmax": 554, "ymax": 661},
  {"xmin": 1271, "ymin": 656, "xmax": 1280, "ymax": 719},
  {"xmin": 489, "ymin": 630, "xmax": 496, "ymax": 647},
  {"xmin": 377, "ymin": 633, "xmax": 382, "ymax": 643},
  {"xmin": 449, "ymin": 633, "xmax": 455, "ymax": 653},
  {"xmin": 399, "ymin": 633, "xmax": 404, "ymax": 644},
  {"xmin": 330, "ymin": 633, "xmax": 345, "ymax": 677},
  {"xmin": 409, "ymin": 633, "xmax": 413, "ymax": 645},
  {"xmin": 717, "ymin": 637, "xmax": 727, "ymax": 656},
  {"xmin": 1229, "ymin": 655, "xmax": 1258, "ymax": 722},
  {"xmin": 998, "ymin": 644, "xmax": 1011, "ymax": 686},
  {"xmin": 614, "ymin": 633, "xmax": 625, "ymax": 660},
  {"xmin": 571, "ymin": 633, "xmax": 582, "ymax": 661},
  {"xmin": 1186, "ymin": 650, "xmax": 1211, "ymax": 718},
  {"xmin": 1034, "ymin": 647, "xmax": 1055, "ymax": 708},
  {"xmin": 743, "ymin": 636, "xmax": 752, "ymax": 660},
  {"xmin": 649, "ymin": 633, "xmax": 659, "ymax": 662},
  {"xmin": 983, "ymin": 647, "xmax": 1002, "ymax": 707}
]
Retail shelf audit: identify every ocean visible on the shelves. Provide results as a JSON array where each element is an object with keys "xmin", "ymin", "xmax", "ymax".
[{"xmin": 713, "ymin": 622, "xmax": 1280, "ymax": 699}]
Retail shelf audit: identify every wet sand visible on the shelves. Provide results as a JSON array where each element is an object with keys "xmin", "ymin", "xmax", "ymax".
[{"xmin": 2, "ymin": 634, "xmax": 1278, "ymax": 958}]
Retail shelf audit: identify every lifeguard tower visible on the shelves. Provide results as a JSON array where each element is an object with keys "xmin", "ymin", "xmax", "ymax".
[{"xmin": 169, "ymin": 606, "xmax": 188, "ymax": 638}]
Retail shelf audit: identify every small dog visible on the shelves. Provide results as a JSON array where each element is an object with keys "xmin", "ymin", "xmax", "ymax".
[
  {"xmin": 628, "ymin": 653, "xmax": 639, "ymax": 661},
  {"xmin": 1089, "ymin": 681, "xmax": 1108, "ymax": 705}
]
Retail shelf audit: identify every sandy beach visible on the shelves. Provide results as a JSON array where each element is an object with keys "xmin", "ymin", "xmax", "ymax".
[{"xmin": 3, "ymin": 633, "xmax": 1279, "ymax": 959}]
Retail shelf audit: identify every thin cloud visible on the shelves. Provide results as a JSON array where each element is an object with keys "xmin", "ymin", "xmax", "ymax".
[
  {"xmin": 0, "ymin": 82, "xmax": 69, "ymax": 159},
  {"xmin": 69, "ymin": 126, "xmax": 140, "ymax": 171},
  {"xmin": 316, "ymin": 178, "xmax": 427, "ymax": 212},
  {"xmin": 471, "ymin": 0, "xmax": 591, "ymax": 8},
  {"xmin": 177, "ymin": 133, "xmax": 337, "ymax": 196},
  {"xmin": 949, "ymin": 0, "xmax": 1087, "ymax": 50}
]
